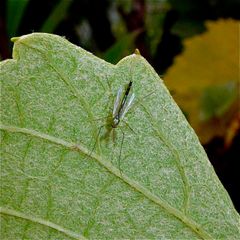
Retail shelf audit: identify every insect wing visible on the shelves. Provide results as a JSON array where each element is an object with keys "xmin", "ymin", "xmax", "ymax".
[
  {"xmin": 120, "ymin": 93, "xmax": 135, "ymax": 119},
  {"xmin": 113, "ymin": 87, "xmax": 123, "ymax": 117}
]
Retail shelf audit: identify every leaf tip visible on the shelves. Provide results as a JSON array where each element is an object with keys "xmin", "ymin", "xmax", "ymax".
[
  {"xmin": 11, "ymin": 37, "xmax": 20, "ymax": 43},
  {"xmin": 134, "ymin": 48, "xmax": 141, "ymax": 55}
]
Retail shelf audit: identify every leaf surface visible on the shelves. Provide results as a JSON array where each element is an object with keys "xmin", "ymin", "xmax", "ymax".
[{"xmin": 0, "ymin": 33, "xmax": 239, "ymax": 239}]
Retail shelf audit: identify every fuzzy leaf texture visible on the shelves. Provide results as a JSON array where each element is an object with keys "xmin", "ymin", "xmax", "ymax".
[{"xmin": 0, "ymin": 33, "xmax": 239, "ymax": 240}]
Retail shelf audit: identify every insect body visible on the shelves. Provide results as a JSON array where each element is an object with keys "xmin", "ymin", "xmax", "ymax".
[
  {"xmin": 111, "ymin": 81, "xmax": 135, "ymax": 128},
  {"xmin": 96, "ymin": 80, "xmax": 135, "ymax": 173},
  {"xmin": 106, "ymin": 80, "xmax": 135, "ymax": 172},
  {"xmin": 89, "ymin": 78, "xmax": 154, "ymax": 173},
  {"xmin": 86, "ymin": 80, "xmax": 135, "ymax": 174}
]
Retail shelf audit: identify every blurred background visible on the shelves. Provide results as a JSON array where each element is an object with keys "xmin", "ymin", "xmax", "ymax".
[{"xmin": 0, "ymin": 0, "xmax": 239, "ymax": 211}]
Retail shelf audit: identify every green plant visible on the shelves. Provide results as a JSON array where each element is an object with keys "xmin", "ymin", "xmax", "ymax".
[{"xmin": 0, "ymin": 33, "xmax": 239, "ymax": 239}]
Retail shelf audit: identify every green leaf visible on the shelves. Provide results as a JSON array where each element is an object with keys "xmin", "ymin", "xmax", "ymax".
[
  {"xmin": 40, "ymin": 0, "xmax": 73, "ymax": 33},
  {"xmin": 200, "ymin": 81, "xmax": 238, "ymax": 121},
  {"xmin": 103, "ymin": 31, "xmax": 139, "ymax": 64},
  {"xmin": 145, "ymin": 0, "xmax": 169, "ymax": 55},
  {"xmin": 0, "ymin": 33, "xmax": 239, "ymax": 239},
  {"xmin": 7, "ymin": 0, "xmax": 29, "ymax": 37}
]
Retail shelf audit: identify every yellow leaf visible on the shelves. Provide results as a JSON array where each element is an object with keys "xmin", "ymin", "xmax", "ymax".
[{"xmin": 164, "ymin": 19, "xmax": 239, "ymax": 143}]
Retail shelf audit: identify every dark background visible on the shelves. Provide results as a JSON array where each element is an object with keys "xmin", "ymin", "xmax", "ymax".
[{"xmin": 0, "ymin": 0, "xmax": 239, "ymax": 211}]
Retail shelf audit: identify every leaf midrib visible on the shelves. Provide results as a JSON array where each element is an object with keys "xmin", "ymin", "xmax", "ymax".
[
  {"xmin": 0, "ymin": 124, "xmax": 213, "ymax": 239},
  {"xmin": 0, "ymin": 207, "xmax": 86, "ymax": 240}
]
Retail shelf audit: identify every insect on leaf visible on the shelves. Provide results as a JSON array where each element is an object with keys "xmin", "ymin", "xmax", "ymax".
[{"xmin": 0, "ymin": 33, "xmax": 239, "ymax": 239}]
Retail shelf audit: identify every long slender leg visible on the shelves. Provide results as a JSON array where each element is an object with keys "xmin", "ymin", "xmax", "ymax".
[
  {"xmin": 118, "ymin": 128, "xmax": 125, "ymax": 175},
  {"xmin": 90, "ymin": 116, "xmax": 111, "ymax": 122},
  {"xmin": 85, "ymin": 125, "xmax": 104, "ymax": 160},
  {"xmin": 109, "ymin": 128, "xmax": 116, "ymax": 165},
  {"xmin": 122, "ymin": 120, "xmax": 135, "ymax": 134}
]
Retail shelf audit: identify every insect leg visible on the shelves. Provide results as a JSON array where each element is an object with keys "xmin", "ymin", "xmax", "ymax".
[
  {"xmin": 118, "ymin": 128, "xmax": 125, "ymax": 175},
  {"xmin": 123, "ymin": 120, "xmax": 136, "ymax": 134},
  {"xmin": 85, "ymin": 125, "xmax": 104, "ymax": 160}
]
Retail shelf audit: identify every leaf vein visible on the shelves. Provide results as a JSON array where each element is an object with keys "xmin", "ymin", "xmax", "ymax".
[
  {"xmin": 139, "ymin": 102, "xmax": 190, "ymax": 214},
  {"xmin": 0, "ymin": 207, "xmax": 87, "ymax": 240},
  {"xmin": 0, "ymin": 124, "xmax": 213, "ymax": 239}
]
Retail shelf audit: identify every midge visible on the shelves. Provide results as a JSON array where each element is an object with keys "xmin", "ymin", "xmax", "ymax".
[
  {"xmin": 93, "ymin": 80, "xmax": 135, "ymax": 173},
  {"xmin": 102, "ymin": 80, "xmax": 135, "ymax": 150},
  {"xmin": 111, "ymin": 80, "xmax": 135, "ymax": 128}
]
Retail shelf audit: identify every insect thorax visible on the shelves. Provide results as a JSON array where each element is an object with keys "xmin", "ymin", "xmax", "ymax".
[{"xmin": 112, "ymin": 117, "xmax": 120, "ymax": 128}]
